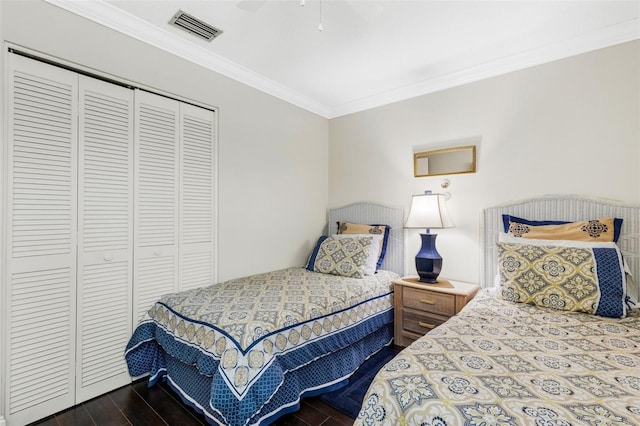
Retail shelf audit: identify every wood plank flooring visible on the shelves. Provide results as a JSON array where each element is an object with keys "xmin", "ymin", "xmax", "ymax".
[{"xmin": 29, "ymin": 379, "xmax": 354, "ymax": 426}]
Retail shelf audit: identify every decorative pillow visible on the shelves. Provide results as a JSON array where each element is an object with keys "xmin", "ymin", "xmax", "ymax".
[
  {"xmin": 332, "ymin": 234, "xmax": 383, "ymax": 275},
  {"xmin": 306, "ymin": 235, "xmax": 375, "ymax": 278},
  {"xmin": 502, "ymin": 215, "xmax": 622, "ymax": 242},
  {"xmin": 497, "ymin": 238, "xmax": 627, "ymax": 318},
  {"xmin": 337, "ymin": 222, "xmax": 390, "ymax": 270}
]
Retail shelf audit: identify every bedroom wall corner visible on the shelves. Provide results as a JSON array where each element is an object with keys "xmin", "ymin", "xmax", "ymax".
[{"xmin": 328, "ymin": 40, "xmax": 640, "ymax": 285}]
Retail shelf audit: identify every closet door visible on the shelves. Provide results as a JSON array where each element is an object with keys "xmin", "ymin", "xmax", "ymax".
[
  {"xmin": 134, "ymin": 90, "xmax": 180, "ymax": 320},
  {"xmin": 5, "ymin": 54, "xmax": 78, "ymax": 425},
  {"xmin": 76, "ymin": 76, "xmax": 134, "ymax": 402},
  {"xmin": 179, "ymin": 104, "xmax": 216, "ymax": 290}
]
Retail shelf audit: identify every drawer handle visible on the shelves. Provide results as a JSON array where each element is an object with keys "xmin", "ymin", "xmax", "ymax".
[
  {"xmin": 419, "ymin": 298, "xmax": 435, "ymax": 305},
  {"xmin": 418, "ymin": 321, "xmax": 436, "ymax": 329}
]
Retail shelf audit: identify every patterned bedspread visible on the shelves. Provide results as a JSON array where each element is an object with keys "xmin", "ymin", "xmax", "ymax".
[
  {"xmin": 125, "ymin": 267, "xmax": 397, "ymax": 426},
  {"xmin": 355, "ymin": 290, "xmax": 640, "ymax": 426}
]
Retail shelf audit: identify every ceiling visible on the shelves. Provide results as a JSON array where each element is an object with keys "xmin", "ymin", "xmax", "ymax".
[{"xmin": 46, "ymin": 0, "xmax": 639, "ymax": 118}]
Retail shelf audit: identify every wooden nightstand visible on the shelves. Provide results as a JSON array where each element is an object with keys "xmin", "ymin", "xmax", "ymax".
[{"xmin": 393, "ymin": 277, "xmax": 480, "ymax": 347}]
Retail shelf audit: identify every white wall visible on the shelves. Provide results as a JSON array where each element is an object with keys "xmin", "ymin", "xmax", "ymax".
[
  {"xmin": 0, "ymin": 0, "xmax": 329, "ymax": 281},
  {"xmin": 329, "ymin": 41, "xmax": 640, "ymax": 284}
]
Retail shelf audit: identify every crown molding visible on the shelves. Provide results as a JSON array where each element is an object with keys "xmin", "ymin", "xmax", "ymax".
[
  {"xmin": 328, "ymin": 18, "xmax": 640, "ymax": 118},
  {"xmin": 42, "ymin": 0, "xmax": 332, "ymax": 117},
  {"xmin": 43, "ymin": 0, "xmax": 638, "ymax": 119}
]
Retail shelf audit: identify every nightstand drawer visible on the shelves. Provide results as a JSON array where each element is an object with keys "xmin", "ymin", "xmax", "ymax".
[
  {"xmin": 403, "ymin": 311, "xmax": 448, "ymax": 335},
  {"xmin": 393, "ymin": 277, "xmax": 480, "ymax": 347},
  {"xmin": 402, "ymin": 287, "xmax": 456, "ymax": 316}
]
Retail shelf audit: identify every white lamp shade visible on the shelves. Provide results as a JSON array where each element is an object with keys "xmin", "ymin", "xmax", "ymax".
[{"xmin": 404, "ymin": 193, "xmax": 455, "ymax": 229}]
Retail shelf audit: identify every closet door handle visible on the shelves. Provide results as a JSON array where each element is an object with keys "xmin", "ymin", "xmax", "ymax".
[
  {"xmin": 154, "ymin": 249, "xmax": 162, "ymax": 256},
  {"xmin": 103, "ymin": 253, "xmax": 113, "ymax": 261}
]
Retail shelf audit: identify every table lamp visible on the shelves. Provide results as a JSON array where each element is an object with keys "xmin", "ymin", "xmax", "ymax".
[{"xmin": 405, "ymin": 193, "xmax": 455, "ymax": 283}]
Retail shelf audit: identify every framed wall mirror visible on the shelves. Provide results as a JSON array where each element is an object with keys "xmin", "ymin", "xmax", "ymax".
[{"xmin": 414, "ymin": 145, "xmax": 476, "ymax": 177}]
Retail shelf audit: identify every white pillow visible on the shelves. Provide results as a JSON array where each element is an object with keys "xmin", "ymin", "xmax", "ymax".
[{"xmin": 333, "ymin": 234, "xmax": 383, "ymax": 276}]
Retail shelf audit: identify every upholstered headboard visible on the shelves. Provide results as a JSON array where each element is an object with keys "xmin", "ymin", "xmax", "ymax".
[
  {"xmin": 328, "ymin": 202, "xmax": 405, "ymax": 276},
  {"xmin": 482, "ymin": 194, "xmax": 640, "ymax": 297}
]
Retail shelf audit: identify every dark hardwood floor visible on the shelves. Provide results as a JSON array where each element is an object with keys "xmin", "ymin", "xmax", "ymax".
[{"xmin": 29, "ymin": 379, "xmax": 354, "ymax": 426}]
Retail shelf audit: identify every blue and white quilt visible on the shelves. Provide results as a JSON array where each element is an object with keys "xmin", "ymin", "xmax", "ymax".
[
  {"xmin": 355, "ymin": 290, "xmax": 640, "ymax": 426},
  {"xmin": 125, "ymin": 267, "xmax": 397, "ymax": 426}
]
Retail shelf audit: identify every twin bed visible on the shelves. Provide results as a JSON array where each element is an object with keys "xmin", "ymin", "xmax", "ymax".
[
  {"xmin": 356, "ymin": 195, "xmax": 640, "ymax": 426},
  {"xmin": 126, "ymin": 195, "xmax": 640, "ymax": 426},
  {"xmin": 125, "ymin": 202, "xmax": 406, "ymax": 426}
]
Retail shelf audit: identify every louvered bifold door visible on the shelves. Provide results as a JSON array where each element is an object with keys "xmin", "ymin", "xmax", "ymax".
[
  {"xmin": 134, "ymin": 90, "xmax": 180, "ymax": 320},
  {"xmin": 179, "ymin": 104, "xmax": 216, "ymax": 290},
  {"xmin": 76, "ymin": 76, "xmax": 134, "ymax": 402},
  {"xmin": 5, "ymin": 54, "xmax": 78, "ymax": 425}
]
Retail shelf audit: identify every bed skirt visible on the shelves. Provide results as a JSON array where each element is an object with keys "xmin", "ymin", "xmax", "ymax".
[{"xmin": 145, "ymin": 322, "xmax": 393, "ymax": 426}]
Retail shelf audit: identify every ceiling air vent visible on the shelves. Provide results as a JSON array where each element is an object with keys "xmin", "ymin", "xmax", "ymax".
[{"xmin": 169, "ymin": 10, "xmax": 223, "ymax": 42}]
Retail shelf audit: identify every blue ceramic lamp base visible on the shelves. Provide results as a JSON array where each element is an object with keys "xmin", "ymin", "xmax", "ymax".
[{"xmin": 415, "ymin": 233, "xmax": 442, "ymax": 283}]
